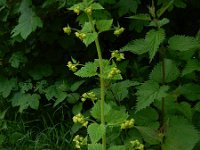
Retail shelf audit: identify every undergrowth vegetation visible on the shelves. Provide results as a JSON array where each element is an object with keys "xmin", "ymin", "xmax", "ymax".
[{"xmin": 0, "ymin": 0, "xmax": 200, "ymax": 149}]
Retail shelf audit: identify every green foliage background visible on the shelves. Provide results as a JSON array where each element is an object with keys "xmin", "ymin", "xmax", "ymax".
[{"xmin": 0, "ymin": 0, "xmax": 200, "ymax": 149}]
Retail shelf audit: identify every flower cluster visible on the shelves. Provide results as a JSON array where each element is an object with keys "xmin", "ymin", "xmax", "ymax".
[
  {"xmin": 75, "ymin": 32, "xmax": 86, "ymax": 41},
  {"xmin": 73, "ymin": 113, "xmax": 88, "ymax": 127},
  {"xmin": 111, "ymin": 50, "xmax": 125, "ymax": 61},
  {"xmin": 73, "ymin": 6, "xmax": 80, "ymax": 15},
  {"xmin": 63, "ymin": 26, "xmax": 71, "ymax": 35},
  {"xmin": 73, "ymin": 135, "xmax": 84, "ymax": 149},
  {"xmin": 130, "ymin": 139, "xmax": 144, "ymax": 150},
  {"xmin": 121, "ymin": 118, "xmax": 135, "ymax": 129},
  {"xmin": 81, "ymin": 91, "xmax": 97, "ymax": 102},
  {"xmin": 67, "ymin": 61, "xmax": 78, "ymax": 72},
  {"xmin": 85, "ymin": 6, "xmax": 92, "ymax": 15},
  {"xmin": 108, "ymin": 67, "xmax": 121, "ymax": 79},
  {"xmin": 114, "ymin": 27, "xmax": 125, "ymax": 36}
]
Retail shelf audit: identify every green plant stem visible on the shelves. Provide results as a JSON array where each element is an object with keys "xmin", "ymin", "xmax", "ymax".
[
  {"xmin": 161, "ymin": 59, "xmax": 165, "ymax": 130},
  {"xmin": 88, "ymin": 15, "xmax": 106, "ymax": 150}
]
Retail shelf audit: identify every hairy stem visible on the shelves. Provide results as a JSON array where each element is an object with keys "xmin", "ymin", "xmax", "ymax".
[{"xmin": 88, "ymin": 15, "xmax": 106, "ymax": 150}]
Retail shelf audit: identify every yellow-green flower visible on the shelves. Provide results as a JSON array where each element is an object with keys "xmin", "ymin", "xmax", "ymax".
[{"xmin": 63, "ymin": 26, "xmax": 71, "ymax": 35}]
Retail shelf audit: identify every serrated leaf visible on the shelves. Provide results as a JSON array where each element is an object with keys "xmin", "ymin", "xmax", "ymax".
[
  {"xmin": 88, "ymin": 123, "xmax": 105, "ymax": 143},
  {"xmin": 11, "ymin": 0, "xmax": 43, "ymax": 39},
  {"xmin": 90, "ymin": 3, "xmax": 104, "ymax": 10},
  {"xmin": 136, "ymin": 80, "xmax": 169, "ymax": 112},
  {"xmin": 179, "ymin": 83, "xmax": 200, "ymax": 101},
  {"xmin": 150, "ymin": 59, "xmax": 180, "ymax": 83},
  {"xmin": 135, "ymin": 126, "xmax": 161, "ymax": 144},
  {"xmin": 83, "ymin": 32, "xmax": 98, "ymax": 47},
  {"xmin": 105, "ymin": 109, "xmax": 128, "ymax": 125},
  {"xmin": 108, "ymin": 145, "xmax": 126, "ymax": 150},
  {"xmin": 96, "ymin": 19, "xmax": 113, "ymax": 32},
  {"xmin": 156, "ymin": 0, "xmax": 174, "ymax": 18},
  {"xmin": 70, "ymin": 80, "xmax": 85, "ymax": 92},
  {"xmin": 148, "ymin": 18, "xmax": 169, "ymax": 28},
  {"xmin": 117, "ymin": 0, "xmax": 139, "ymax": 16},
  {"xmin": 91, "ymin": 101, "xmax": 111, "ymax": 121},
  {"xmin": 75, "ymin": 61, "xmax": 98, "ymax": 78},
  {"xmin": 88, "ymin": 144, "xmax": 102, "ymax": 150},
  {"xmin": 72, "ymin": 103, "xmax": 82, "ymax": 115},
  {"xmin": 109, "ymin": 80, "xmax": 135, "ymax": 101},
  {"xmin": 28, "ymin": 64, "xmax": 53, "ymax": 80},
  {"xmin": 53, "ymin": 91, "xmax": 67, "ymax": 107},
  {"xmin": 162, "ymin": 116, "xmax": 199, "ymax": 150},
  {"xmin": 66, "ymin": 93, "xmax": 79, "ymax": 104},
  {"xmin": 81, "ymin": 22, "xmax": 93, "ymax": 33},
  {"xmin": 145, "ymin": 28, "xmax": 165, "ymax": 62},
  {"xmin": 0, "ymin": 77, "xmax": 17, "ymax": 98},
  {"xmin": 9, "ymin": 52, "xmax": 27, "ymax": 68},
  {"xmin": 168, "ymin": 35, "xmax": 200, "ymax": 51},
  {"xmin": 11, "ymin": 92, "xmax": 40, "ymax": 112},
  {"xmin": 127, "ymin": 13, "xmax": 151, "ymax": 21},
  {"xmin": 120, "ymin": 39, "xmax": 148, "ymax": 55},
  {"xmin": 182, "ymin": 59, "xmax": 200, "ymax": 76}
]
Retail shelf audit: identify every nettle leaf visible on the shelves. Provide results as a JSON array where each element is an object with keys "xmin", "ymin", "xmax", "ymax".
[
  {"xmin": 117, "ymin": 0, "xmax": 139, "ymax": 16},
  {"xmin": 88, "ymin": 144, "xmax": 102, "ymax": 150},
  {"xmin": 145, "ymin": 28, "xmax": 165, "ymax": 62},
  {"xmin": 108, "ymin": 145, "xmax": 126, "ymax": 150},
  {"xmin": 83, "ymin": 32, "xmax": 98, "ymax": 47},
  {"xmin": 81, "ymin": 22, "xmax": 93, "ymax": 33},
  {"xmin": 75, "ymin": 61, "xmax": 98, "ymax": 78},
  {"xmin": 109, "ymin": 80, "xmax": 135, "ymax": 101},
  {"xmin": 182, "ymin": 59, "xmax": 200, "ymax": 76},
  {"xmin": 0, "ymin": 76, "xmax": 17, "ymax": 98},
  {"xmin": 162, "ymin": 116, "xmax": 199, "ymax": 150},
  {"xmin": 28, "ymin": 64, "xmax": 53, "ymax": 80},
  {"xmin": 136, "ymin": 80, "xmax": 169, "ymax": 112},
  {"xmin": 150, "ymin": 59, "xmax": 180, "ymax": 83},
  {"xmin": 11, "ymin": 0, "xmax": 43, "ymax": 39},
  {"xmin": 148, "ymin": 18, "xmax": 170, "ymax": 28},
  {"xmin": 135, "ymin": 126, "xmax": 161, "ymax": 145},
  {"xmin": 96, "ymin": 19, "xmax": 113, "ymax": 32},
  {"xmin": 90, "ymin": 3, "xmax": 104, "ymax": 10},
  {"xmin": 70, "ymin": 80, "xmax": 85, "ymax": 92},
  {"xmin": 127, "ymin": 13, "xmax": 151, "ymax": 21},
  {"xmin": 120, "ymin": 39, "xmax": 148, "ymax": 55},
  {"xmin": 11, "ymin": 92, "xmax": 40, "ymax": 112},
  {"xmin": 168, "ymin": 35, "xmax": 200, "ymax": 51},
  {"xmin": 87, "ymin": 123, "xmax": 105, "ymax": 143},
  {"xmin": 105, "ymin": 109, "xmax": 128, "ymax": 125},
  {"xmin": 91, "ymin": 101, "xmax": 111, "ymax": 121},
  {"xmin": 9, "ymin": 52, "xmax": 27, "ymax": 68},
  {"xmin": 179, "ymin": 83, "xmax": 200, "ymax": 101}
]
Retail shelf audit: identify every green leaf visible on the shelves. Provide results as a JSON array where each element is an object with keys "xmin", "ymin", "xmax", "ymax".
[
  {"xmin": 168, "ymin": 35, "xmax": 200, "ymax": 51},
  {"xmin": 88, "ymin": 144, "xmax": 102, "ymax": 150},
  {"xmin": 96, "ymin": 19, "xmax": 113, "ymax": 32},
  {"xmin": 75, "ymin": 61, "xmax": 98, "ymax": 78},
  {"xmin": 136, "ymin": 80, "xmax": 169, "ymax": 112},
  {"xmin": 105, "ymin": 109, "xmax": 128, "ymax": 125},
  {"xmin": 108, "ymin": 145, "xmax": 126, "ymax": 150},
  {"xmin": 117, "ymin": 0, "xmax": 139, "ymax": 16},
  {"xmin": 72, "ymin": 103, "xmax": 82, "ymax": 115},
  {"xmin": 91, "ymin": 101, "xmax": 111, "ymax": 121},
  {"xmin": 127, "ymin": 13, "xmax": 151, "ymax": 21},
  {"xmin": 120, "ymin": 39, "xmax": 149, "ymax": 55},
  {"xmin": 179, "ymin": 83, "xmax": 200, "ymax": 101},
  {"xmin": 162, "ymin": 116, "xmax": 199, "ymax": 150},
  {"xmin": 83, "ymin": 32, "xmax": 98, "ymax": 47},
  {"xmin": 28, "ymin": 64, "xmax": 53, "ymax": 80},
  {"xmin": 182, "ymin": 59, "xmax": 200, "ymax": 76},
  {"xmin": 81, "ymin": 22, "xmax": 93, "ymax": 33},
  {"xmin": 9, "ymin": 52, "xmax": 27, "ymax": 68},
  {"xmin": 87, "ymin": 123, "xmax": 105, "ymax": 143},
  {"xmin": 11, "ymin": 0, "xmax": 43, "ymax": 39},
  {"xmin": 70, "ymin": 80, "xmax": 85, "ymax": 92},
  {"xmin": 148, "ymin": 18, "xmax": 170, "ymax": 28},
  {"xmin": 0, "ymin": 76, "xmax": 17, "ymax": 98},
  {"xmin": 145, "ymin": 28, "xmax": 165, "ymax": 62},
  {"xmin": 135, "ymin": 126, "xmax": 161, "ymax": 144},
  {"xmin": 53, "ymin": 91, "xmax": 67, "ymax": 107},
  {"xmin": 66, "ymin": 93, "xmax": 80, "ymax": 104},
  {"xmin": 90, "ymin": 3, "xmax": 104, "ymax": 10},
  {"xmin": 11, "ymin": 92, "xmax": 40, "ymax": 112},
  {"xmin": 109, "ymin": 80, "xmax": 135, "ymax": 101},
  {"xmin": 150, "ymin": 59, "xmax": 180, "ymax": 83},
  {"xmin": 156, "ymin": 0, "xmax": 174, "ymax": 18}
]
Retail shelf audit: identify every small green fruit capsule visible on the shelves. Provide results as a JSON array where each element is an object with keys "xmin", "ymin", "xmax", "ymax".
[
  {"xmin": 85, "ymin": 6, "xmax": 92, "ymax": 15},
  {"xmin": 63, "ymin": 26, "xmax": 71, "ymax": 35},
  {"xmin": 73, "ymin": 6, "xmax": 80, "ymax": 15}
]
